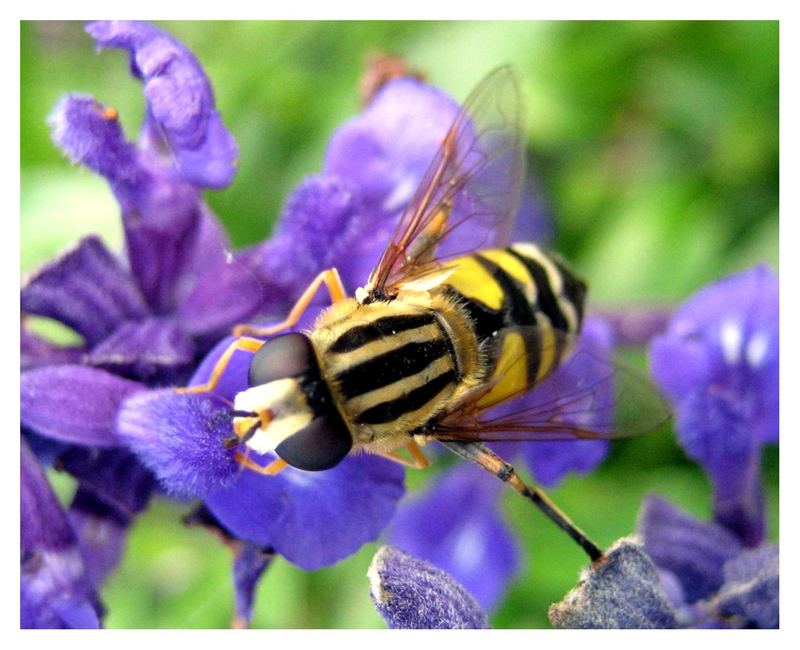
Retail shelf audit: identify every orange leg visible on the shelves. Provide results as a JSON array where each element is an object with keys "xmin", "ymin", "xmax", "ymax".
[
  {"xmin": 233, "ymin": 268, "xmax": 348, "ymax": 338},
  {"xmin": 407, "ymin": 439, "xmax": 430, "ymax": 469},
  {"xmin": 234, "ymin": 451, "xmax": 289, "ymax": 476},
  {"xmin": 379, "ymin": 440, "xmax": 430, "ymax": 470},
  {"xmin": 177, "ymin": 337, "xmax": 264, "ymax": 395}
]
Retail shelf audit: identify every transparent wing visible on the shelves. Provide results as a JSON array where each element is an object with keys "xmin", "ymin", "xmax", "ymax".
[
  {"xmin": 430, "ymin": 327, "xmax": 672, "ymax": 443},
  {"xmin": 365, "ymin": 66, "xmax": 526, "ymax": 300}
]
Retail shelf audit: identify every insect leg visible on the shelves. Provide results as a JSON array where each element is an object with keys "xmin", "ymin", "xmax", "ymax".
[
  {"xmin": 378, "ymin": 441, "xmax": 430, "ymax": 469},
  {"xmin": 233, "ymin": 268, "xmax": 347, "ymax": 338},
  {"xmin": 177, "ymin": 337, "xmax": 265, "ymax": 394},
  {"xmin": 407, "ymin": 440, "xmax": 430, "ymax": 468},
  {"xmin": 234, "ymin": 452, "xmax": 289, "ymax": 476},
  {"xmin": 440, "ymin": 440, "xmax": 603, "ymax": 562}
]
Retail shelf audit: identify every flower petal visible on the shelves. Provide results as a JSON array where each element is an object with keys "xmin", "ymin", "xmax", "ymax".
[
  {"xmin": 21, "ymin": 442, "xmax": 101, "ymax": 629},
  {"xmin": 649, "ymin": 266, "xmax": 778, "ymax": 545},
  {"xmin": 711, "ymin": 543, "xmax": 779, "ymax": 628},
  {"xmin": 176, "ymin": 249, "xmax": 268, "ymax": 346},
  {"xmin": 325, "ymin": 78, "xmax": 459, "ymax": 214},
  {"xmin": 86, "ymin": 20, "xmax": 238, "ymax": 189},
  {"xmin": 368, "ymin": 545, "xmax": 490, "ymax": 629},
  {"xmin": 48, "ymin": 95, "xmax": 213, "ymax": 314},
  {"xmin": 21, "ymin": 236, "xmax": 148, "ymax": 347},
  {"xmin": 595, "ymin": 306, "xmax": 672, "ymax": 347},
  {"xmin": 68, "ymin": 494, "xmax": 128, "ymax": 589},
  {"xmin": 638, "ymin": 495, "xmax": 742, "ymax": 603},
  {"xmin": 204, "ymin": 453, "xmax": 404, "ymax": 570},
  {"xmin": 116, "ymin": 390, "xmax": 239, "ymax": 498},
  {"xmin": 21, "ymin": 365, "xmax": 145, "ymax": 446},
  {"xmin": 21, "ymin": 326, "xmax": 85, "ymax": 370},
  {"xmin": 549, "ymin": 537, "xmax": 679, "ymax": 629},
  {"xmin": 320, "ymin": 79, "xmax": 464, "ymax": 282},
  {"xmin": 85, "ymin": 317, "xmax": 195, "ymax": 383},
  {"xmin": 48, "ymin": 94, "xmax": 141, "ymax": 184},
  {"xmin": 649, "ymin": 265, "xmax": 778, "ymax": 438},
  {"xmin": 58, "ymin": 447, "xmax": 157, "ymax": 522},
  {"xmin": 246, "ymin": 175, "xmax": 371, "ymax": 307},
  {"xmin": 232, "ymin": 543, "xmax": 274, "ymax": 628},
  {"xmin": 676, "ymin": 389, "xmax": 765, "ymax": 545},
  {"xmin": 388, "ymin": 463, "xmax": 520, "ymax": 611}
]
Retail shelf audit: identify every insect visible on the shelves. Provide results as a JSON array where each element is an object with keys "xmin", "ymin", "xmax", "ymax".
[{"xmin": 183, "ymin": 66, "xmax": 669, "ymax": 561}]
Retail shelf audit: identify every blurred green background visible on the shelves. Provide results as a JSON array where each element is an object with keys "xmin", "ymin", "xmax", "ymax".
[{"xmin": 21, "ymin": 21, "xmax": 778, "ymax": 628}]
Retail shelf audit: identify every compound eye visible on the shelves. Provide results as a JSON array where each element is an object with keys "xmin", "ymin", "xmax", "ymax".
[
  {"xmin": 249, "ymin": 333, "xmax": 316, "ymax": 387},
  {"xmin": 275, "ymin": 416, "xmax": 353, "ymax": 471}
]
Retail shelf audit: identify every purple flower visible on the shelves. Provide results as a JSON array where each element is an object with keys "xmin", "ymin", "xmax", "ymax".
[
  {"xmin": 24, "ymin": 21, "xmax": 263, "ymax": 387},
  {"xmin": 85, "ymin": 20, "xmax": 238, "ymax": 190},
  {"xmin": 20, "ymin": 20, "xmax": 256, "ymax": 626},
  {"xmin": 549, "ymin": 538, "xmax": 679, "ymax": 629},
  {"xmin": 637, "ymin": 495, "xmax": 778, "ymax": 628},
  {"xmin": 649, "ymin": 265, "xmax": 778, "ymax": 545},
  {"xmin": 368, "ymin": 546, "xmax": 490, "ymax": 629},
  {"xmin": 21, "ymin": 442, "xmax": 102, "ymax": 629},
  {"xmin": 231, "ymin": 543, "xmax": 274, "ymax": 629}
]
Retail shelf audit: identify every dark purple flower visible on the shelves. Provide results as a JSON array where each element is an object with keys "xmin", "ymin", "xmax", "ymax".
[
  {"xmin": 21, "ymin": 442, "xmax": 102, "ymax": 629},
  {"xmin": 368, "ymin": 545, "xmax": 490, "ymax": 629},
  {"xmin": 637, "ymin": 495, "xmax": 778, "ymax": 628},
  {"xmin": 549, "ymin": 538, "xmax": 679, "ymax": 629},
  {"xmin": 85, "ymin": 20, "xmax": 239, "ymax": 189},
  {"xmin": 231, "ymin": 542, "xmax": 274, "ymax": 628},
  {"xmin": 21, "ymin": 364, "xmax": 146, "ymax": 447},
  {"xmin": 28, "ymin": 21, "xmax": 263, "ymax": 386},
  {"xmin": 21, "ymin": 20, "xmax": 256, "ymax": 626},
  {"xmin": 388, "ymin": 462, "xmax": 521, "ymax": 612},
  {"xmin": 649, "ymin": 265, "xmax": 778, "ymax": 545}
]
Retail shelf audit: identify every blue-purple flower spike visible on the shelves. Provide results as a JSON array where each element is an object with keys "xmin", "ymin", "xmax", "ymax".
[
  {"xmin": 368, "ymin": 546, "xmax": 490, "ymax": 629},
  {"xmin": 549, "ymin": 538, "xmax": 679, "ymax": 629},
  {"xmin": 650, "ymin": 265, "xmax": 778, "ymax": 545}
]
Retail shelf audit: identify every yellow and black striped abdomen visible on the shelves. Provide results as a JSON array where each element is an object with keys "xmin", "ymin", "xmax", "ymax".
[
  {"xmin": 313, "ymin": 301, "xmax": 459, "ymax": 445},
  {"xmin": 440, "ymin": 243, "xmax": 587, "ymax": 409}
]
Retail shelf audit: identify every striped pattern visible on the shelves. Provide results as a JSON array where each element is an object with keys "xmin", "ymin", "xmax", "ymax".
[
  {"xmin": 318, "ymin": 305, "xmax": 459, "ymax": 437},
  {"xmin": 442, "ymin": 243, "xmax": 586, "ymax": 407}
]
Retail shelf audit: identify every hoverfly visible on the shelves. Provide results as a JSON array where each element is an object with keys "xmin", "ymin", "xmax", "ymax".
[{"xmin": 184, "ymin": 66, "xmax": 669, "ymax": 561}]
